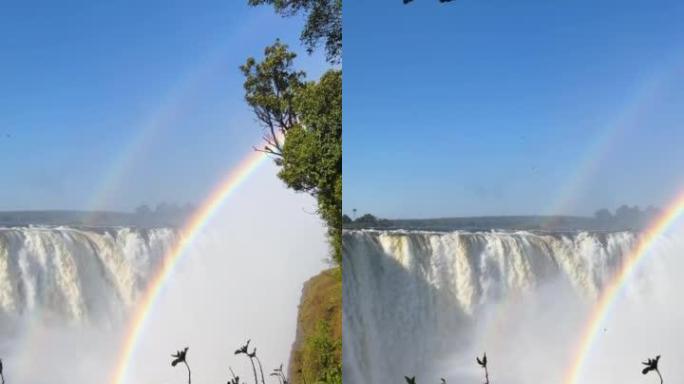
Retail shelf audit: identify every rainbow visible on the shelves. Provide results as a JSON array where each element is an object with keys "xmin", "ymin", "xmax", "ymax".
[
  {"xmin": 544, "ymin": 69, "xmax": 668, "ymax": 218},
  {"xmin": 565, "ymin": 192, "xmax": 684, "ymax": 384},
  {"xmin": 110, "ymin": 149, "xmax": 269, "ymax": 384},
  {"xmin": 86, "ymin": 55, "xmax": 222, "ymax": 214}
]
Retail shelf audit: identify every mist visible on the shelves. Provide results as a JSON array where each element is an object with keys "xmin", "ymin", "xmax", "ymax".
[
  {"xmin": 463, "ymin": 229, "xmax": 684, "ymax": 384},
  {"xmin": 0, "ymin": 161, "xmax": 328, "ymax": 384},
  {"xmin": 343, "ymin": 226, "xmax": 684, "ymax": 383}
]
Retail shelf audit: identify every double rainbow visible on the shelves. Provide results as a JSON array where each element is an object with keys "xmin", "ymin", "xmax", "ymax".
[{"xmin": 110, "ymin": 149, "xmax": 268, "ymax": 384}]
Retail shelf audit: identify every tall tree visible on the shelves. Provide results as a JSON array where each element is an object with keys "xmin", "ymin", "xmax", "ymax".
[
  {"xmin": 241, "ymin": 42, "xmax": 342, "ymax": 263},
  {"xmin": 241, "ymin": 40, "xmax": 304, "ymax": 159},
  {"xmin": 248, "ymin": 0, "xmax": 342, "ymax": 63}
]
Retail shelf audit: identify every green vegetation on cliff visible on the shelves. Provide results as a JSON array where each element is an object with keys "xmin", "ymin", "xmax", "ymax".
[{"xmin": 288, "ymin": 268, "xmax": 342, "ymax": 384}]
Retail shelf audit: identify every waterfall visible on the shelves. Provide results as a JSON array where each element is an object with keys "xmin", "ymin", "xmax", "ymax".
[
  {"xmin": 0, "ymin": 226, "xmax": 175, "ymax": 325},
  {"xmin": 342, "ymin": 229, "xmax": 662, "ymax": 383}
]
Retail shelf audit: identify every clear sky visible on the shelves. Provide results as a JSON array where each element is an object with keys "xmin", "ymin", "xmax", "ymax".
[
  {"xmin": 0, "ymin": 0, "xmax": 326, "ymax": 212},
  {"xmin": 343, "ymin": 0, "xmax": 684, "ymax": 219}
]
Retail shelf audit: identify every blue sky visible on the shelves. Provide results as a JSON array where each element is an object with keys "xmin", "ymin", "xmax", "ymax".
[
  {"xmin": 343, "ymin": 0, "xmax": 684, "ymax": 219},
  {"xmin": 0, "ymin": 0, "xmax": 326, "ymax": 211}
]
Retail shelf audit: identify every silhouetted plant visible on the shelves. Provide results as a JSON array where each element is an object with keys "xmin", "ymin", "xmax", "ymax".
[
  {"xmin": 642, "ymin": 355, "xmax": 663, "ymax": 384},
  {"xmin": 270, "ymin": 363, "xmax": 288, "ymax": 384},
  {"xmin": 162, "ymin": 340, "xmax": 294, "ymax": 384},
  {"xmin": 235, "ymin": 339, "xmax": 259, "ymax": 384},
  {"xmin": 228, "ymin": 367, "xmax": 241, "ymax": 384},
  {"xmin": 0, "ymin": 357, "xmax": 5, "ymax": 384},
  {"xmin": 477, "ymin": 353, "xmax": 489, "ymax": 384},
  {"xmin": 248, "ymin": 347, "xmax": 266, "ymax": 384},
  {"xmin": 171, "ymin": 347, "xmax": 191, "ymax": 384},
  {"xmin": 398, "ymin": 352, "xmax": 678, "ymax": 384},
  {"xmin": 402, "ymin": 375, "xmax": 450, "ymax": 383},
  {"xmin": 165, "ymin": 344, "xmax": 677, "ymax": 384}
]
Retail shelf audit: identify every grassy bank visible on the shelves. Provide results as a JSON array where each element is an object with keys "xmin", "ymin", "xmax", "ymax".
[{"xmin": 288, "ymin": 267, "xmax": 342, "ymax": 384}]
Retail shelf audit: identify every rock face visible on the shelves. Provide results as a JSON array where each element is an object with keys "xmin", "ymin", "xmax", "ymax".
[{"xmin": 288, "ymin": 267, "xmax": 342, "ymax": 383}]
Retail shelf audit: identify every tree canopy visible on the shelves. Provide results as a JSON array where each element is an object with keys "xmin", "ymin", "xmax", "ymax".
[
  {"xmin": 240, "ymin": 40, "xmax": 305, "ymax": 159},
  {"xmin": 248, "ymin": 0, "xmax": 342, "ymax": 63},
  {"xmin": 242, "ymin": 42, "xmax": 342, "ymax": 263}
]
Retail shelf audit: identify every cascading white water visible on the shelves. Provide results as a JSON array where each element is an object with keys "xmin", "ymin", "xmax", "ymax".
[
  {"xmin": 342, "ymin": 229, "xmax": 683, "ymax": 384},
  {"xmin": 0, "ymin": 163, "xmax": 327, "ymax": 384},
  {"xmin": 0, "ymin": 226, "xmax": 175, "ymax": 325}
]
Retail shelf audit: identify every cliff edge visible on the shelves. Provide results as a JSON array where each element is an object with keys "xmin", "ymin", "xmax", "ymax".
[{"xmin": 288, "ymin": 267, "xmax": 342, "ymax": 383}]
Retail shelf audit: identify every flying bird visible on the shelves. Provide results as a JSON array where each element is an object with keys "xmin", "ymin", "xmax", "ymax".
[
  {"xmin": 405, "ymin": 376, "xmax": 416, "ymax": 384},
  {"xmin": 171, "ymin": 347, "xmax": 188, "ymax": 367},
  {"xmin": 642, "ymin": 355, "xmax": 660, "ymax": 375}
]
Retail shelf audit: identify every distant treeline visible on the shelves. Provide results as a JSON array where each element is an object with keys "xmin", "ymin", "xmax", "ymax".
[
  {"xmin": 0, "ymin": 203, "xmax": 196, "ymax": 228},
  {"xmin": 133, "ymin": 203, "xmax": 196, "ymax": 227},
  {"xmin": 343, "ymin": 205, "xmax": 661, "ymax": 232},
  {"xmin": 592, "ymin": 205, "xmax": 660, "ymax": 230}
]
